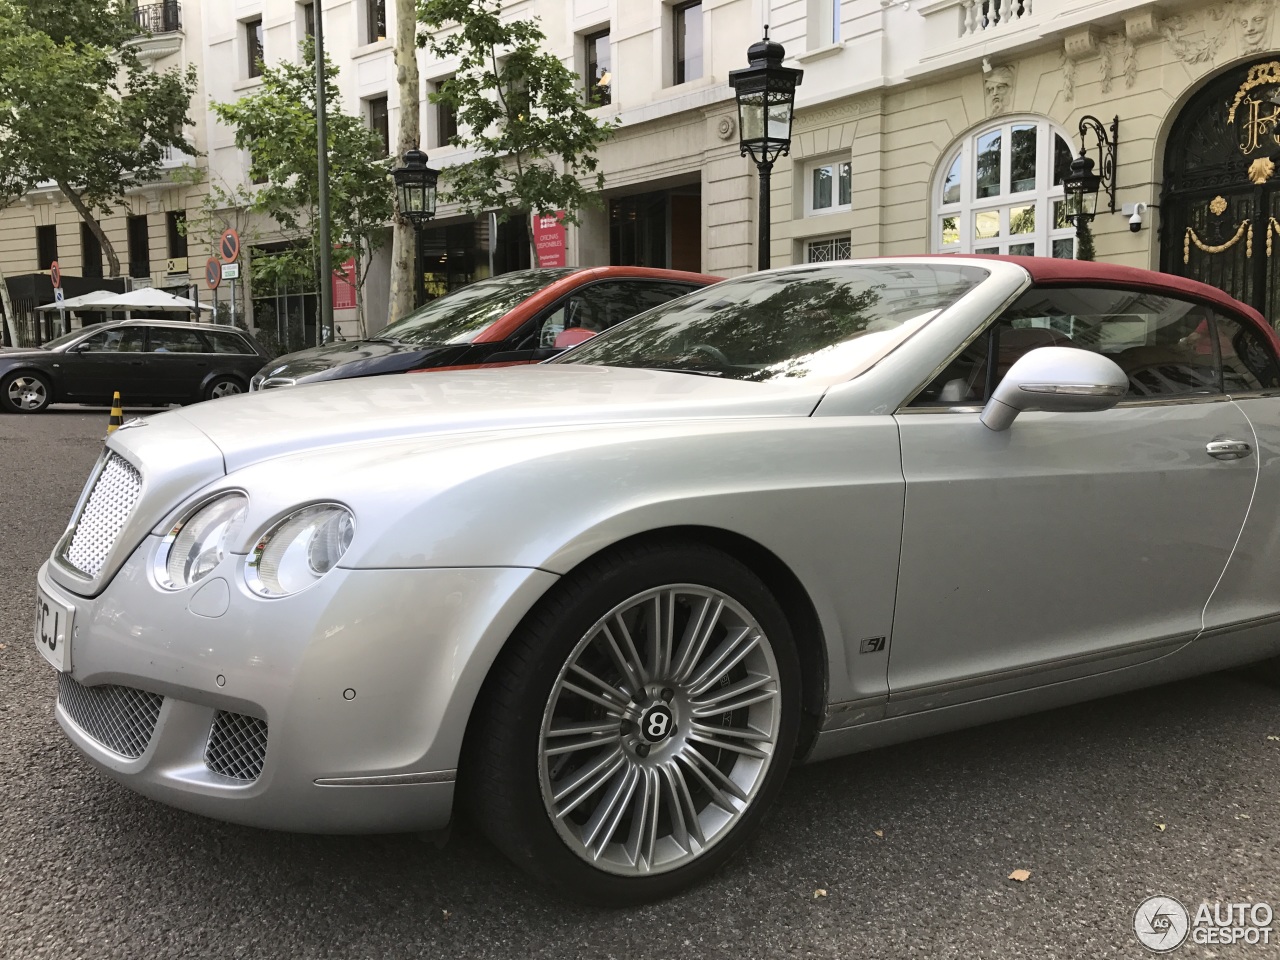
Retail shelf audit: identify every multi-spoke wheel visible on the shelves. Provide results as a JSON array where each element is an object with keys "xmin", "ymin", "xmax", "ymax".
[
  {"xmin": 466, "ymin": 542, "xmax": 799, "ymax": 905},
  {"xmin": 204, "ymin": 376, "xmax": 245, "ymax": 402},
  {"xmin": 0, "ymin": 371, "xmax": 52, "ymax": 413}
]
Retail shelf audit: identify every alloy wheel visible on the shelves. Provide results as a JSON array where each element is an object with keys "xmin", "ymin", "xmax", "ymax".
[
  {"xmin": 7, "ymin": 376, "xmax": 48, "ymax": 411},
  {"xmin": 538, "ymin": 585, "xmax": 782, "ymax": 877},
  {"xmin": 209, "ymin": 380, "xmax": 243, "ymax": 399}
]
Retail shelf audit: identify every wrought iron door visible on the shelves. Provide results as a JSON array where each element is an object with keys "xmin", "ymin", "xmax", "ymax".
[{"xmin": 1162, "ymin": 58, "xmax": 1280, "ymax": 326}]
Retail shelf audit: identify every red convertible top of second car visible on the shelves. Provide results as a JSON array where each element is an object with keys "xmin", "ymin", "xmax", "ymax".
[{"xmin": 969, "ymin": 255, "xmax": 1280, "ymax": 350}]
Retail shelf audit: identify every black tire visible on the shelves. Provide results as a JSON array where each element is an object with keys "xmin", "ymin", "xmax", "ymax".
[
  {"xmin": 463, "ymin": 540, "xmax": 801, "ymax": 906},
  {"xmin": 203, "ymin": 376, "xmax": 245, "ymax": 402},
  {"xmin": 0, "ymin": 370, "xmax": 52, "ymax": 413}
]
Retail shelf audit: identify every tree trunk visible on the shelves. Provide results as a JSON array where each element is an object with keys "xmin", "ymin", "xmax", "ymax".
[
  {"xmin": 58, "ymin": 182, "xmax": 122, "ymax": 278},
  {"xmin": 386, "ymin": 0, "xmax": 420, "ymax": 328}
]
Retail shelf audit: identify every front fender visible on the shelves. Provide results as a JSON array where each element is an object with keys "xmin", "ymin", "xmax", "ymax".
[{"xmin": 210, "ymin": 416, "xmax": 904, "ymax": 709}]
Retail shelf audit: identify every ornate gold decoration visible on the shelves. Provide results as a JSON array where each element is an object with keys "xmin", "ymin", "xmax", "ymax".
[
  {"xmin": 1228, "ymin": 61, "xmax": 1280, "ymax": 122},
  {"xmin": 1251, "ymin": 157, "xmax": 1276, "ymax": 183},
  {"xmin": 1210, "ymin": 195, "xmax": 1229, "ymax": 215},
  {"xmin": 1267, "ymin": 217, "xmax": 1280, "ymax": 256},
  {"xmin": 1183, "ymin": 220, "xmax": 1253, "ymax": 264}
]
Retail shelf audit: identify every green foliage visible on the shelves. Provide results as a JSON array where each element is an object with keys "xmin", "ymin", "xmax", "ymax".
[
  {"xmin": 213, "ymin": 39, "xmax": 393, "ymax": 317},
  {"xmin": 1075, "ymin": 220, "xmax": 1096, "ymax": 261},
  {"xmin": 0, "ymin": 0, "xmax": 197, "ymax": 275},
  {"xmin": 417, "ymin": 0, "xmax": 615, "ymax": 245}
]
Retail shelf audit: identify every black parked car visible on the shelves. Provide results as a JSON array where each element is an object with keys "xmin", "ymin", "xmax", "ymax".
[{"xmin": 0, "ymin": 319, "xmax": 270, "ymax": 414}]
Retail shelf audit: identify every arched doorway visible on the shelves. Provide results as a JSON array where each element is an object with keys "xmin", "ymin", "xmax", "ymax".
[{"xmin": 1163, "ymin": 58, "xmax": 1280, "ymax": 325}]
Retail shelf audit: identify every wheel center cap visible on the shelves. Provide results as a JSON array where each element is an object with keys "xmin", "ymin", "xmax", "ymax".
[{"xmin": 638, "ymin": 703, "xmax": 675, "ymax": 744}]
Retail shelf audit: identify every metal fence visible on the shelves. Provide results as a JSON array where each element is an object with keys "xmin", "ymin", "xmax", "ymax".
[{"xmin": 132, "ymin": 1, "xmax": 182, "ymax": 34}]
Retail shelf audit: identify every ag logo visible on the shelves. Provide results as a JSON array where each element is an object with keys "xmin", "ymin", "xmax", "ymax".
[
  {"xmin": 1135, "ymin": 896, "xmax": 1190, "ymax": 953},
  {"xmin": 638, "ymin": 703, "xmax": 674, "ymax": 744}
]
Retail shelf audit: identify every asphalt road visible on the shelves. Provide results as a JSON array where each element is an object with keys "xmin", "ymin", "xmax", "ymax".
[{"xmin": 2, "ymin": 410, "xmax": 1278, "ymax": 959}]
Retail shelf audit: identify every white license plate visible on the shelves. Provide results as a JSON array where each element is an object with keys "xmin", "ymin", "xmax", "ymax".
[{"xmin": 34, "ymin": 585, "xmax": 73, "ymax": 672}]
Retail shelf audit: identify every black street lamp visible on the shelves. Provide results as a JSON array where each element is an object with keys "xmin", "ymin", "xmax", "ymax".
[
  {"xmin": 729, "ymin": 30, "xmax": 803, "ymax": 272},
  {"xmin": 392, "ymin": 147, "xmax": 440, "ymax": 306},
  {"xmin": 1062, "ymin": 115, "xmax": 1118, "ymax": 244}
]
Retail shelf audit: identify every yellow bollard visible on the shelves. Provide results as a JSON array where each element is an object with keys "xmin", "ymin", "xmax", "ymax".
[{"xmin": 107, "ymin": 391, "xmax": 123, "ymax": 434}]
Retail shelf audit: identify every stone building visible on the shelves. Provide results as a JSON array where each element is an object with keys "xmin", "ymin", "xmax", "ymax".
[{"xmin": 4, "ymin": 0, "xmax": 1280, "ymax": 345}]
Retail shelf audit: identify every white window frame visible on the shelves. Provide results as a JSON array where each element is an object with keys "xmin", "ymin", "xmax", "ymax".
[
  {"xmin": 807, "ymin": 0, "xmax": 842, "ymax": 47},
  {"xmin": 804, "ymin": 234, "xmax": 852, "ymax": 263},
  {"xmin": 933, "ymin": 116, "xmax": 1077, "ymax": 259},
  {"xmin": 805, "ymin": 156, "xmax": 853, "ymax": 217}
]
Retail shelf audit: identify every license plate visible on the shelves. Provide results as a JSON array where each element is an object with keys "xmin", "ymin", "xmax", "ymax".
[{"xmin": 34, "ymin": 585, "xmax": 73, "ymax": 672}]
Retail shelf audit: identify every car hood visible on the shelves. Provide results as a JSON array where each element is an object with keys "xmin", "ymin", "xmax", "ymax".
[
  {"xmin": 166, "ymin": 365, "xmax": 823, "ymax": 471},
  {"xmin": 256, "ymin": 338, "xmax": 443, "ymax": 381},
  {"xmin": 0, "ymin": 347, "xmax": 49, "ymax": 358}
]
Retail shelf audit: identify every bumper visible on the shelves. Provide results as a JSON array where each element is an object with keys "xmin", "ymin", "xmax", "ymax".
[{"xmin": 38, "ymin": 552, "xmax": 558, "ymax": 833}]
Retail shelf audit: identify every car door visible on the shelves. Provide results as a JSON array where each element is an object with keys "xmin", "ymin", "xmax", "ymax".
[
  {"xmin": 1193, "ymin": 308, "xmax": 1280, "ymax": 631},
  {"xmin": 61, "ymin": 326, "xmax": 150, "ymax": 401},
  {"xmin": 887, "ymin": 285, "xmax": 1256, "ymax": 714},
  {"xmin": 144, "ymin": 326, "xmax": 214, "ymax": 402}
]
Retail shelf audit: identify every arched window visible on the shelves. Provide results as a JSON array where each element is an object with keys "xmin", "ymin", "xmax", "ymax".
[{"xmin": 934, "ymin": 117, "xmax": 1077, "ymax": 258}]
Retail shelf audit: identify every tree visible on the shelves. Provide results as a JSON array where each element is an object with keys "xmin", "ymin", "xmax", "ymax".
[
  {"xmin": 0, "ymin": 0, "xmax": 197, "ymax": 278},
  {"xmin": 417, "ymin": 0, "xmax": 616, "ymax": 264},
  {"xmin": 387, "ymin": 0, "xmax": 421, "ymax": 327},
  {"xmin": 213, "ymin": 40, "xmax": 395, "ymax": 340}
]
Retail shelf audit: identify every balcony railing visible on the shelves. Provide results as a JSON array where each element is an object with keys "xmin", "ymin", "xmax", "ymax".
[
  {"xmin": 960, "ymin": 0, "xmax": 1031, "ymax": 37},
  {"xmin": 132, "ymin": 1, "xmax": 181, "ymax": 35}
]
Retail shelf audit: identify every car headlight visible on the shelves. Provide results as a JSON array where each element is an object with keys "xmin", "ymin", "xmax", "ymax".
[
  {"xmin": 245, "ymin": 504, "xmax": 355, "ymax": 598},
  {"xmin": 155, "ymin": 494, "xmax": 248, "ymax": 590}
]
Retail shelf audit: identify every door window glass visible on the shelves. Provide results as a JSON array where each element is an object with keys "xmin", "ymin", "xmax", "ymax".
[
  {"xmin": 1214, "ymin": 312, "xmax": 1280, "ymax": 392},
  {"xmin": 148, "ymin": 328, "xmax": 210, "ymax": 353},
  {"xmin": 537, "ymin": 281, "xmax": 699, "ymax": 349},
  {"xmin": 912, "ymin": 287, "xmax": 1244, "ymax": 406},
  {"xmin": 79, "ymin": 328, "xmax": 146, "ymax": 352},
  {"xmin": 207, "ymin": 331, "xmax": 256, "ymax": 355}
]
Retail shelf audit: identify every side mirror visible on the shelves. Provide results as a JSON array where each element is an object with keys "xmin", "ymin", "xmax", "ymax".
[
  {"xmin": 980, "ymin": 346, "xmax": 1128, "ymax": 431},
  {"xmin": 67, "ymin": 342, "xmax": 89, "ymax": 353}
]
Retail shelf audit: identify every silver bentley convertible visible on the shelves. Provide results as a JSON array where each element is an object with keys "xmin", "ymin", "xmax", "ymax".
[{"xmin": 33, "ymin": 257, "xmax": 1280, "ymax": 905}]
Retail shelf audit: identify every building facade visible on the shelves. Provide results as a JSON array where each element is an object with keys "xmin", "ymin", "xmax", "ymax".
[{"xmin": 4, "ymin": 0, "xmax": 1280, "ymax": 345}]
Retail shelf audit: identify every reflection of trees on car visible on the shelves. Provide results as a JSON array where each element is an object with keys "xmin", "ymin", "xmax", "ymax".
[{"xmin": 560, "ymin": 265, "xmax": 987, "ymax": 383}]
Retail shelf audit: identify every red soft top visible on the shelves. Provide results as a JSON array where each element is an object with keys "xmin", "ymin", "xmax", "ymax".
[{"xmin": 965, "ymin": 255, "xmax": 1279, "ymax": 348}]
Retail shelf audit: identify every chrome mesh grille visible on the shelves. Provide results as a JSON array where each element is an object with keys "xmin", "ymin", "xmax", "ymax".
[
  {"xmin": 205, "ymin": 711, "xmax": 268, "ymax": 781},
  {"xmin": 61, "ymin": 453, "xmax": 143, "ymax": 578},
  {"xmin": 57, "ymin": 673, "xmax": 163, "ymax": 759}
]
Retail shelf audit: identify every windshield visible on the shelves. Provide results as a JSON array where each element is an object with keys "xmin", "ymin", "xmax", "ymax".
[
  {"xmin": 554, "ymin": 263, "xmax": 989, "ymax": 383},
  {"xmin": 378, "ymin": 268, "xmax": 577, "ymax": 345},
  {"xmin": 41, "ymin": 326, "xmax": 102, "ymax": 350}
]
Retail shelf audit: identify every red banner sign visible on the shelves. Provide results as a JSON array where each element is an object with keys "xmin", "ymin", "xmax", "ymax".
[
  {"xmin": 532, "ymin": 211, "xmax": 567, "ymax": 267},
  {"xmin": 332, "ymin": 257, "xmax": 357, "ymax": 310}
]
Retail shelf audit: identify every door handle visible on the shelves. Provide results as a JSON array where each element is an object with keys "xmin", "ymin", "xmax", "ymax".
[{"xmin": 1206, "ymin": 439, "xmax": 1252, "ymax": 461}]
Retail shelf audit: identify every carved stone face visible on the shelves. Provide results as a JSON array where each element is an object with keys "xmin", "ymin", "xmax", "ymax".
[
  {"xmin": 1238, "ymin": 3, "xmax": 1272, "ymax": 50},
  {"xmin": 984, "ymin": 67, "xmax": 1014, "ymax": 115}
]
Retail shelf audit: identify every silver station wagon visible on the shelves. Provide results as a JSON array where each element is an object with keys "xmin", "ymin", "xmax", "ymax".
[{"xmin": 33, "ymin": 257, "xmax": 1280, "ymax": 905}]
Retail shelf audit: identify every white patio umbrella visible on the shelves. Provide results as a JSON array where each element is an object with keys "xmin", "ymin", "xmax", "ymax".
[
  {"xmin": 34, "ymin": 289, "xmax": 118, "ymax": 312},
  {"xmin": 89, "ymin": 288, "xmax": 214, "ymax": 318}
]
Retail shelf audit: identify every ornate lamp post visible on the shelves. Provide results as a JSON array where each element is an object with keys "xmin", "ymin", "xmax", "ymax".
[
  {"xmin": 391, "ymin": 148, "xmax": 440, "ymax": 307},
  {"xmin": 1062, "ymin": 115, "xmax": 1118, "ymax": 255},
  {"xmin": 729, "ymin": 30, "xmax": 803, "ymax": 272}
]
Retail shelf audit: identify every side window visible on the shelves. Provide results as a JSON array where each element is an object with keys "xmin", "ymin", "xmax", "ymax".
[
  {"xmin": 79, "ymin": 328, "xmax": 146, "ymax": 352},
  {"xmin": 913, "ymin": 286, "xmax": 1224, "ymax": 406},
  {"xmin": 208, "ymin": 331, "xmax": 255, "ymax": 355},
  {"xmin": 537, "ymin": 281, "xmax": 700, "ymax": 349},
  {"xmin": 149, "ymin": 328, "xmax": 211, "ymax": 353},
  {"xmin": 1214, "ymin": 312, "xmax": 1280, "ymax": 393}
]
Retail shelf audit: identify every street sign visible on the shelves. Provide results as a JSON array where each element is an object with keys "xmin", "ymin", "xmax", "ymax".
[
  {"xmin": 53, "ymin": 287, "xmax": 65, "ymax": 303},
  {"xmin": 219, "ymin": 228, "xmax": 240, "ymax": 264},
  {"xmin": 221, "ymin": 262, "xmax": 241, "ymax": 280},
  {"xmin": 50, "ymin": 260, "xmax": 61, "ymax": 289},
  {"xmin": 205, "ymin": 257, "xmax": 222, "ymax": 290}
]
